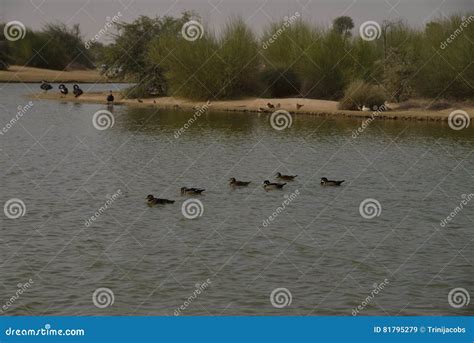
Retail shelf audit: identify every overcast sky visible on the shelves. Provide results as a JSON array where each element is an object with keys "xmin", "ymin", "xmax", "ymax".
[{"xmin": 2, "ymin": 0, "xmax": 472, "ymax": 42}]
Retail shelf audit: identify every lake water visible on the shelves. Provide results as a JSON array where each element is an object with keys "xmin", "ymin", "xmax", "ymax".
[{"xmin": 0, "ymin": 83, "xmax": 473, "ymax": 316}]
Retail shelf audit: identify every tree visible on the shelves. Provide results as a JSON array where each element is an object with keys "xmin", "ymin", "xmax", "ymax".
[
  {"xmin": 0, "ymin": 23, "xmax": 12, "ymax": 70},
  {"xmin": 332, "ymin": 16, "xmax": 354, "ymax": 37}
]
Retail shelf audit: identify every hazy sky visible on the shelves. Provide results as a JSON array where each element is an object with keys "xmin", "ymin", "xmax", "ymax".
[{"xmin": 2, "ymin": 0, "xmax": 472, "ymax": 42}]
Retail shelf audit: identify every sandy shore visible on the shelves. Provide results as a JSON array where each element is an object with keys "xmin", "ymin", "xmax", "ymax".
[
  {"xmin": 0, "ymin": 65, "xmax": 113, "ymax": 83},
  {"xmin": 32, "ymin": 91, "xmax": 473, "ymax": 122}
]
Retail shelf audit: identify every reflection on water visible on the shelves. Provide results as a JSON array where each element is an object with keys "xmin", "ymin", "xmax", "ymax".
[{"xmin": 0, "ymin": 83, "xmax": 473, "ymax": 316}]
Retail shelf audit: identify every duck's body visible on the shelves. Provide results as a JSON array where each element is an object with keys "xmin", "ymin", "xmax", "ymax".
[
  {"xmin": 275, "ymin": 172, "xmax": 297, "ymax": 181},
  {"xmin": 106, "ymin": 92, "xmax": 114, "ymax": 104},
  {"xmin": 229, "ymin": 178, "xmax": 251, "ymax": 187},
  {"xmin": 59, "ymin": 84, "xmax": 68, "ymax": 95},
  {"xmin": 296, "ymin": 103, "xmax": 304, "ymax": 110},
  {"xmin": 267, "ymin": 102, "xmax": 275, "ymax": 109},
  {"xmin": 73, "ymin": 84, "xmax": 83, "ymax": 97},
  {"xmin": 146, "ymin": 195, "xmax": 175, "ymax": 205},
  {"xmin": 320, "ymin": 177, "xmax": 345, "ymax": 186},
  {"xmin": 181, "ymin": 187, "xmax": 205, "ymax": 195},
  {"xmin": 40, "ymin": 81, "xmax": 52, "ymax": 92},
  {"xmin": 263, "ymin": 180, "xmax": 286, "ymax": 190}
]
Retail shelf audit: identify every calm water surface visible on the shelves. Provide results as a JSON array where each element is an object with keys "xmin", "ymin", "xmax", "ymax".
[{"xmin": 0, "ymin": 83, "xmax": 473, "ymax": 315}]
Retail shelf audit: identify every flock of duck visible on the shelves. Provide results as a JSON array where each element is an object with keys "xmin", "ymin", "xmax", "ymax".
[{"xmin": 146, "ymin": 175, "xmax": 345, "ymax": 205}]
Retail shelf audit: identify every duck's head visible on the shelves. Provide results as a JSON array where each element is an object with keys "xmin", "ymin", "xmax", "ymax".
[
  {"xmin": 146, "ymin": 194, "xmax": 154, "ymax": 200},
  {"xmin": 229, "ymin": 177, "xmax": 236, "ymax": 182},
  {"xmin": 321, "ymin": 177, "xmax": 328, "ymax": 182},
  {"xmin": 263, "ymin": 180, "xmax": 270, "ymax": 185},
  {"xmin": 73, "ymin": 84, "xmax": 79, "ymax": 89},
  {"xmin": 275, "ymin": 172, "xmax": 282, "ymax": 177}
]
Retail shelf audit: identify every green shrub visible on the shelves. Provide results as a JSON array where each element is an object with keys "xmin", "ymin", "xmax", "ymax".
[
  {"xmin": 338, "ymin": 80, "xmax": 387, "ymax": 110},
  {"xmin": 260, "ymin": 67, "xmax": 300, "ymax": 97}
]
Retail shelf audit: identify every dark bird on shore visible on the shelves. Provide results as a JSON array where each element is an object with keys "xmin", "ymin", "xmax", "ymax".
[
  {"xmin": 40, "ymin": 80, "xmax": 53, "ymax": 92},
  {"xmin": 59, "ymin": 84, "xmax": 68, "ymax": 96},
  {"xmin": 263, "ymin": 180, "xmax": 286, "ymax": 190},
  {"xmin": 137, "ymin": 99, "xmax": 143, "ymax": 103},
  {"xmin": 296, "ymin": 103, "xmax": 304, "ymax": 110},
  {"xmin": 320, "ymin": 177, "xmax": 345, "ymax": 186},
  {"xmin": 73, "ymin": 84, "xmax": 83, "ymax": 97},
  {"xmin": 146, "ymin": 194, "xmax": 175, "ymax": 205},
  {"xmin": 153, "ymin": 100, "xmax": 156, "ymax": 104},
  {"xmin": 106, "ymin": 91, "xmax": 114, "ymax": 104},
  {"xmin": 229, "ymin": 177, "xmax": 251, "ymax": 187},
  {"xmin": 267, "ymin": 102, "xmax": 275, "ymax": 109},
  {"xmin": 173, "ymin": 104, "xmax": 182, "ymax": 110},
  {"xmin": 181, "ymin": 187, "xmax": 205, "ymax": 195},
  {"xmin": 275, "ymin": 172, "xmax": 297, "ymax": 181}
]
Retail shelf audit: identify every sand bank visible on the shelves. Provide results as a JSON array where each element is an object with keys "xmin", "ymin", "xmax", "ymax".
[{"xmin": 0, "ymin": 65, "xmax": 113, "ymax": 83}]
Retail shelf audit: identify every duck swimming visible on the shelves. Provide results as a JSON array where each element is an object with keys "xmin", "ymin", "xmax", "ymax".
[
  {"xmin": 320, "ymin": 177, "xmax": 345, "ymax": 186},
  {"xmin": 40, "ymin": 80, "xmax": 53, "ymax": 92},
  {"xmin": 181, "ymin": 187, "xmax": 205, "ymax": 195},
  {"xmin": 59, "ymin": 84, "xmax": 68, "ymax": 96},
  {"xmin": 229, "ymin": 177, "xmax": 251, "ymax": 187},
  {"xmin": 146, "ymin": 194, "xmax": 175, "ymax": 205},
  {"xmin": 263, "ymin": 180, "xmax": 286, "ymax": 190},
  {"xmin": 275, "ymin": 172, "xmax": 297, "ymax": 181},
  {"xmin": 73, "ymin": 84, "xmax": 83, "ymax": 98}
]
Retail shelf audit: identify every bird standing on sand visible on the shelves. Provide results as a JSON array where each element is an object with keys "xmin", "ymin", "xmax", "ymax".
[
  {"xmin": 106, "ymin": 91, "xmax": 114, "ymax": 104},
  {"xmin": 40, "ymin": 80, "xmax": 52, "ymax": 92},
  {"xmin": 146, "ymin": 194, "xmax": 175, "ymax": 205},
  {"xmin": 229, "ymin": 178, "xmax": 251, "ymax": 187},
  {"xmin": 275, "ymin": 172, "xmax": 297, "ymax": 181},
  {"xmin": 267, "ymin": 102, "xmax": 275, "ymax": 109},
  {"xmin": 137, "ymin": 99, "xmax": 143, "ymax": 103},
  {"xmin": 59, "ymin": 84, "xmax": 68, "ymax": 96},
  {"xmin": 296, "ymin": 103, "xmax": 304, "ymax": 110},
  {"xmin": 320, "ymin": 177, "xmax": 345, "ymax": 186},
  {"xmin": 73, "ymin": 84, "xmax": 83, "ymax": 98},
  {"xmin": 263, "ymin": 180, "xmax": 286, "ymax": 190},
  {"xmin": 181, "ymin": 187, "xmax": 205, "ymax": 195}
]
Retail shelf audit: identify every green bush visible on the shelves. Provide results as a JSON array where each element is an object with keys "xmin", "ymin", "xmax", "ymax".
[
  {"xmin": 338, "ymin": 80, "xmax": 387, "ymax": 110},
  {"xmin": 260, "ymin": 67, "xmax": 300, "ymax": 97}
]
